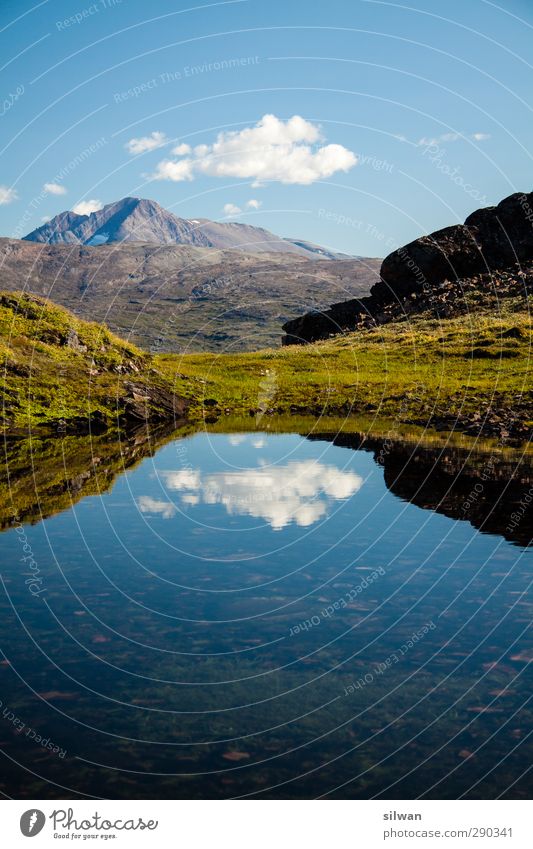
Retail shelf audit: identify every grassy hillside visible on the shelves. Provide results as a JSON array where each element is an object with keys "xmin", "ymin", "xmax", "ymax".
[
  {"xmin": 1, "ymin": 290, "xmax": 531, "ymax": 442},
  {"xmin": 166, "ymin": 300, "xmax": 532, "ymax": 441},
  {"xmin": 0, "ymin": 292, "xmax": 195, "ymax": 432},
  {"xmin": 0, "ymin": 238, "xmax": 380, "ymax": 352}
]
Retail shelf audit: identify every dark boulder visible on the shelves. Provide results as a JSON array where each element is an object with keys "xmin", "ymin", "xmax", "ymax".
[
  {"xmin": 283, "ymin": 191, "xmax": 533, "ymax": 344},
  {"xmin": 379, "ymin": 191, "xmax": 533, "ymax": 296},
  {"xmin": 282, "ymin": 300, "xmax": 370, "ymax": 345}
]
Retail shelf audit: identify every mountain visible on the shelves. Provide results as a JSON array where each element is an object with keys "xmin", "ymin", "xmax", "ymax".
[
  {"xmin": 0, "ymin": 238, "xmax": 380, "ymax": 352},
  {"xmin": 282, "ymin": 238, "xmax": 352, "ymax": 260},
  {"xmin": 283, "ymin": 191, "xmax": 533, "ymax": 344},
  {"xmin": 23, "ymin": 196, "xmax": 348, "ymax": 259}
]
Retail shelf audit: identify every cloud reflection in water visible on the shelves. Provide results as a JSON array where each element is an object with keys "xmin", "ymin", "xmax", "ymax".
[{"xmin": 147, "ymin": 460, "xmax": 364, "ymax": 530}]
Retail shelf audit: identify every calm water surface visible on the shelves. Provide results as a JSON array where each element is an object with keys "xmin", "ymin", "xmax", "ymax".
[{"xmin": 0, "ymin": 430, "xmax": 531, "ymax": 799}]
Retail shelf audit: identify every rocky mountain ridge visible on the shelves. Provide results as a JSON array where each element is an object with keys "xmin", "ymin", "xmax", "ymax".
[{"xmin": 23, "ymin": 196, "xmax": 349, "ymax": 259}]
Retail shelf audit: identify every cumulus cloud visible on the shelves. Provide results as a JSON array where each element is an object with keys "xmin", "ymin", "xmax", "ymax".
[
  {"xmin": 0, "ymin": 186, "xmax": 18, "ymax": 205},
  {"xmin": 150, "ymin": 114, "xmax": 357, "ymax": 186},
  {"xmin": 161, "ymin": 459, "xmax": 363, "ymax": 530},
  {"xmin": 152, "ymin": 158, "xmax": 194, "ymax": 182},
  {"xmin": 72, "ymin": 199, "xmax": 102, "ymax": 215},
  {"xmin": 43, "ymin": 182, "xmax": 67, "ymax": 195},
  {"xmin": 222, "ymin": 199, "xmax": 261, "ymax": 215},
  {"xmin": 172, "ymin": 143, "xmax": 191, "ymax": 155},
  {"xmin": 222, "ymin": 202, "xmax": 242, "ymax": 216},
  {"xmin": 125, "ymin": 131, "xmax": 167, "ymax": 155},
  {"xmin": 137, "ymin": 496, "xmax": 176, "ymax": 519},
  {"xmin": 181, "ymin": 493, "xmax": 200, "ymax": 506},
  {"xmin": 163, "ymin": 469, "xmax": 201, "ymax": 490}
]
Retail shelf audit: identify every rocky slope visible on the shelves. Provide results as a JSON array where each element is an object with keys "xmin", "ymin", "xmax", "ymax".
[
  {"xmin": 0, "ymin": 237, "xmax": 380, "ymax": 352},
  {"xmin": 283, "ymin": 191, "xmax": 533, "ymax": 344},
  {"xmin": 23, "ymin": 196, "xmax": 349, "ymax": 259},
  {"xmin": 0, "ymin": 291, "xmax": 193, "ymax": 434}
]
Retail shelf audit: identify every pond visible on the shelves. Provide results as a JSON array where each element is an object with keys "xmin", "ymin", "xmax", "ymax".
[{"xmin": 0, "ymin": 426, "xmax": 531, "ymax": 799}]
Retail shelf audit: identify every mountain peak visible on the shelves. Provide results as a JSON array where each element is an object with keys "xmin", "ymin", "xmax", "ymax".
[{"xmin": 22, "ymin": 197, "xmax": 348, "ymax": 259}]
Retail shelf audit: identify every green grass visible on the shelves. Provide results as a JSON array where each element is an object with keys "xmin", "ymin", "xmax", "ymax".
[
  {"xmin": 1, "ymin": 290, "xmax": 531, "ymax": 437},
  {"xmin": 0, "ymin": 292, "xmax": 196, "ymax": 431},
  {"xmin": 160, "ymin": 306, "xmax": 532, "ymax": 427}
]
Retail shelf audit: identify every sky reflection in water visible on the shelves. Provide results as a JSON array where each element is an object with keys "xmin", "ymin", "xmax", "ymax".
[{"xmin": 0, "ymin": 430, "xmax": 531, "ymax": 800}]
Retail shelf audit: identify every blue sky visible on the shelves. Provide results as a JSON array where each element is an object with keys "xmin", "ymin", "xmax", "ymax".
[{"xmin": 1, "ymin": 0, "xmax": 532, "ymax": 255}]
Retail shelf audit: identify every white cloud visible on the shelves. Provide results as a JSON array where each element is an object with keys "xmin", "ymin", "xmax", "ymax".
[
  {"xmin": 163, "ymin": 469, "xmax": 201, "ymax": 490},
  {"xmin": 125, "ymin": 131, "xmax": 167, "ymax": 155},
  {"xmin": 0, "ymin": 186, "xmax": 18, "ymax": 205},
  {"xmin": 150, "ymin": 114, "xmax": 357, "ymax": 186},
  {"xmin": 417, "ymin": 131, "xmax": 491, "ymax": 147},
  {"xmin": 72, "ymin": 199, "xmax": 102, "ymax": 215},
  {"xmin": 172, "ymin": 143, "xmax": 191, "ymax": 155},
  {"xmin": 181, "ymin": 494, "xmax": 200, "ymax": 506},
  {"xmin": 151, "ymin": 158, "xmax": 194, "ymax": 182},
  {"xmin": 417, "ymin": 133, "xmax": 459, "ymax": 147},
  {"xmin": 43, "ymin": 182, "xmax": 67, "ymax": 195},
  {"xmin": 41, "ymin": 216, "xmax": 51, "ymax": 222},
  {"xmin": 246, "ymin": 198, "xmax": 262, "ymax": 209},
  {"xmin": 222, "ymin": 202, "xmax": 242, "ymax": 216},
  {"xmin": 137, "ymin": 496, "xmax": 176, "ymax": 519},
  {"xmin": 162, "ymin": 459, "xmax": 363, "ymax": 530}
]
